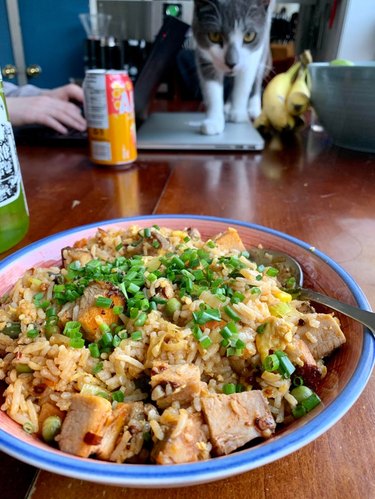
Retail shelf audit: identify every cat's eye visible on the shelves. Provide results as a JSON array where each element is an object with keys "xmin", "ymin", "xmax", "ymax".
[
  {"xmin": 243, "ymin": 32, "xmax": 256, "ymax": 44},
  {"xmin": 208, "ymin": 32, "xmax": 223, "ymax": 44}
]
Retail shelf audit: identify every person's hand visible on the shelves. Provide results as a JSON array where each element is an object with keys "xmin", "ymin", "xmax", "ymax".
[
  {"xmin": 42, "ymin": 83, "xmax": 85, "ymax": 105},
  {"xmin": 7, "ymin": 83, "xmax": 87, "ymax": 134}
]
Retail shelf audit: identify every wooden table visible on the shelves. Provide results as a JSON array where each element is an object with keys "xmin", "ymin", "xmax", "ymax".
[{"xmin": 1, "ymin": 129, "xmax": 375, "ymax": 499}]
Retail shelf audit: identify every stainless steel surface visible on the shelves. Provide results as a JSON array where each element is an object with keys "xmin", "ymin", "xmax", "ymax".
[{"xmin": 95, "ymin": 0, "xmax": 194, "ymax": 42}]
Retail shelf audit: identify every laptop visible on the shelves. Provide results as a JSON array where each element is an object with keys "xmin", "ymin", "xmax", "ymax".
[{"xmin": 137, "ymin": 112, "xmax": 264, "ymax": 151}]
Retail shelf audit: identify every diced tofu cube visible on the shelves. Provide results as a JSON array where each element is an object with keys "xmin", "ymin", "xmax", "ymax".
[{"xmin": 201, "ymin": 391, "xmax": 275, "ymax": 456}]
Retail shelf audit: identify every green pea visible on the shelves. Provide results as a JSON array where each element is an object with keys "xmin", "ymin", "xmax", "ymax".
[
  {"xmin": 165, "ymin": 298, "xmax": 181, "ymax": 316},
  {"xmin": 45, "ymin": 323, "xmax": 61, "ymax": 339},
  {"xmin": 42, "ymin": 415, "xmax": 62, "ymax": 443},
  {"xmin": 15, "ymin": 363, "xmax": 33, "ymax": 374},
  {"xmin": 2, "ymin": 322, "xmax": 21, "ymax": 339}
]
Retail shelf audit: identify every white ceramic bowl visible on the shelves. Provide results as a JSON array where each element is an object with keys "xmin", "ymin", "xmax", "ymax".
[
  {"xmin": 0, "ymin": 215, "xmax": 374, "ymax": 487},
  {"xmin": 308, "ymin": 62, "xmax": 375, "ymax": 153}
]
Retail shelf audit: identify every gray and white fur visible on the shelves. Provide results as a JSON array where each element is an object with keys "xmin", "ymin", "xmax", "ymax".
[{"xmin": 192, "ymin": 0, "xmax": 275, "ymax": 135}]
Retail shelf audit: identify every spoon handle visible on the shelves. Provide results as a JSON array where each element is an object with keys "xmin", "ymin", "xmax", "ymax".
[{"xmin": 300, "ymin": 288, "xmax": 375, "ymax": 338}]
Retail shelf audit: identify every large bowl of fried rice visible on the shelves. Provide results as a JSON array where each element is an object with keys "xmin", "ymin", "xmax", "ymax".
[{"xmin": 0, "ymin": 215, "xmax": 373, "ymax": 487}]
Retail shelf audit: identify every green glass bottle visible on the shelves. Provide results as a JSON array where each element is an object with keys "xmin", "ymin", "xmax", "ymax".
[{"xmin": 0, "ymin": 72, "xmax": 29, "ymax": 253}]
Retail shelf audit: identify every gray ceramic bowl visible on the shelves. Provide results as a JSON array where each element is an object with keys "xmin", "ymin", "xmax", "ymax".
[{"xmin": 308, "ymin": 62, "xmax": 375, "ymax": 153}]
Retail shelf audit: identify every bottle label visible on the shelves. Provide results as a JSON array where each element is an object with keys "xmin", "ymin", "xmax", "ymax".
[{"xmin": 0, "ymin": 102, "xmax": 21, "ymax": 209}]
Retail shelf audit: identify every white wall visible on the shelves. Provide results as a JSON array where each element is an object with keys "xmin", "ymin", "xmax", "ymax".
[{"xmin": 338, "ymin": 0, "xmax": 375, "ymax": 60}]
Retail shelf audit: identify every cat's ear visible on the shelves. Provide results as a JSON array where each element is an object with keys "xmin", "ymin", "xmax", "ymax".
[
  {"xmin": 194, "ymin": 0, "xmax": 213, "ymax": 17},
  {"xmin": 261, "ymin": 0, "xmax": 274, "ymax": 10},
  {"xmin": 194, "ymin": 0, "xmax": 209, "ymax": 8}
]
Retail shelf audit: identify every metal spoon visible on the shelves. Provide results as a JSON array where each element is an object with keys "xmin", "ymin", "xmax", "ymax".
[{"xmin": 250, "ymin": 247, "xmax": 375, "ymax": 338}]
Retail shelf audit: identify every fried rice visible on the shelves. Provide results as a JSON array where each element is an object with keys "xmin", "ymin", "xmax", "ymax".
[{"xmin": 0, "ymin": 225, "xmax": 346, "ymax": 464}]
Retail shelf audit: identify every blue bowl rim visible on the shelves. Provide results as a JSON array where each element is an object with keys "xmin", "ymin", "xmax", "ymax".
[
  {"xmin": 308, "ymin": 61, "xmax": 375, "ymax": 68},
  {"xmin": 0, "ymin": 214, "xmax": 374, "ymax": 487}
]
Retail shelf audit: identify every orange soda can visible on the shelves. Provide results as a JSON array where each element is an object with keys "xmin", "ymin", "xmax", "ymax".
[{"xmin": 83, "ymin": 69, "xmax": 137, "ymax": 165}]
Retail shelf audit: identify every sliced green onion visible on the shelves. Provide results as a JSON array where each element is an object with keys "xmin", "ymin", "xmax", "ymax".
[
  {"xmin": 269, "ymin": 302, "xmax": 291, "ymax": 318},
  {"xmin": 131, "ymin": 331, "xmax": 142, "ymax": 341},
  {"xmin": 63, "ymin": 321, "xmax": 81, "ymax": 336},
  {"xmin": 266, "ymin": 267, "xmax": 279, "ymax": 277},
  {"xmin": 220, "ymin": 325, "xmax": 234, "ymax": 340},
  {"xmin": 27, "ymin": 329, "xmax": 39, "ymax": 339},
  {"xmin": 93, "ymin": 362, "xmax": 103, "ymax": 374},
  {"xmin": 88, "ymin": 343, "xmax": 100, "ymax": 358},
  {"xmin": 45, "ymin": 306, "xmax": 56, "ymax": 318},
  {"xmin": 95, "ymin": 296, "xmax": 113, "ymax": 308},
  {"xmin": 292, "ymin": 376, "xmax": 304, "ymax": 387},
  {"xmin": 275, "ymin": 350, "xmax": 295, "ymax": 378},
  {"xmin": 223, "ymin": 383, "xmax": 236, "ymax": 395},
  {"xmin": 291, "ymin": 385, "xmax": 313, "ymax": 402},
  {"xmin": 134, "ymin": 312, "xmax": 147, "ymax": 327},
  {"xmin": 256, "ymin": 323, "xmax": 267, "ymax": 334},
  {"xmin": 101, "ymin": 331, "xmax": 113, "ymax": 346},
  {"xmin": 231, "ymin": 291, "xmax": 245, "ymax": 304},
  {"xmin": 165, "ymin": 298, "xmax": 181, "ymax": 316},
  {"xmin": 292, "ymin": 404, "xmax": 306, "ymax": 419},
  {"xmin": 199, "ymin": 335, "xmax": 212, "ymax": 349},
  {"xmin": 99, "ymin": 322, "xmax": 111, "ymax": 333},
  {"xmin": 112, "ymin": 390, "xmax": 125, "ymax": 402},
  {"xmin": 301, "ymin": 393, "xmax": 321, "ymax": 412},
  {"xmin": 127, "ymin": 282, "xmax": 140, "ymax": 294},
  {"xmin": 263, "ymin": 354, "xmax": 280, "ymax": 372},
  {"xmin": 113, "ymin": 305, "xmax": 124, "ymax": 315},
  {"xmin": 112, "ymin": 334, "xmax": 121, "ymax": 348},
  {"xmin": 233, "ymin": 338, "xmax": 244, "ymax": 350},
  {"xmin": 192, "ymin": 325, "xmax": 203, "ymax": 340},
  {"xmin": 23, "ymin": 421, "xmax": 34, "ymax": 434},
  {"xmin": 223, "ymin": 305, "xmax": 240, "ymax": 322},
  {"xmin": 193, "ymin": 307, "xmax": 221, "ymax": 325},
  {"xmin": 70, "ymin": 337, "xmax": 85, "ymax": 349}
]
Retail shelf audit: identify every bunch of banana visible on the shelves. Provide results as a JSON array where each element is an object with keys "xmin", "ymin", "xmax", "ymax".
[{"xmin": 255, "ymin": 51, "xmax": 312, "ymax": 136}]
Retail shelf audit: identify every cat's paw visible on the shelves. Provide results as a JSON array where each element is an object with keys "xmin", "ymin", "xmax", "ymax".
[
  {"xmin": 200, "ymin": 117, "xmax": 225, "ymax": 135},
  {"xmin": 248, "ymin": 95, "xmax": 262, "ymax": 120},
  {"xmin": 226, "ymin": 108, "xmax": 250, "ymax": 123}
]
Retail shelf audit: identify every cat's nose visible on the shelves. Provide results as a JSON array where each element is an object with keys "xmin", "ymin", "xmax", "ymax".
[
  {"xmin": 226, "ymin": 62, "xmax": 237, "ymax": 70},
  {"xmin": 225, "ymin": 45, "xmax": 239, "ymax": 70}
]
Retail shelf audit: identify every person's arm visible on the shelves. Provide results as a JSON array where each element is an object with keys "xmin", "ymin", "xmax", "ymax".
[
  {"xmin": 6, "ymin": 83, "xmax": 87, "ymax": 134},
  {"xmin": 3, "ymin": 81, "xmax": 44, "ymax": 97}
]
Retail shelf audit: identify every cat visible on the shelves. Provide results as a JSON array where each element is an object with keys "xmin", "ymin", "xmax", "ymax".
[{"xmin": 192, "ymin": 0, "xmax": 275, "ymax": 135}]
